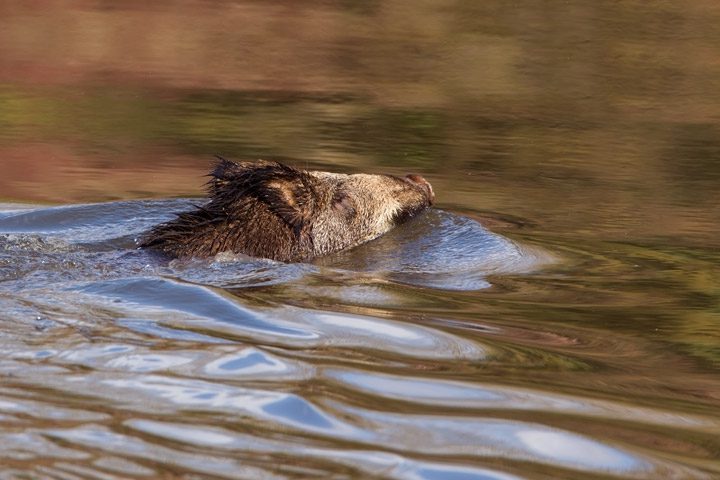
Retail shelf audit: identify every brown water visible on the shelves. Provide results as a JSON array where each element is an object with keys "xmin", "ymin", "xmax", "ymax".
[{"xmin": 1, "ymin": 1, "xmax": 720, "ymax": 479}]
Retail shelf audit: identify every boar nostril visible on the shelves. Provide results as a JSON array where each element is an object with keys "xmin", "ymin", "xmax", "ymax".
[{"xmin": 404, "ymin": 174, "xmax": 435, "ymax": 204}]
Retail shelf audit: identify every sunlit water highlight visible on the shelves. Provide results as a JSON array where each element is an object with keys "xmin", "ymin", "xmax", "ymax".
[
  {"xmin": 0, "ymin": 199, "xmax": 716, "ymax": 479},
  {"xmin": 1, "ymin": 1, "xmax": 720, "ymax": 478}
]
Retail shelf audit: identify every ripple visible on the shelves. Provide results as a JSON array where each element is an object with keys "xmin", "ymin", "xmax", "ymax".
[
  {"xmin": 166, "ymin": 254, "xmax": 317, "ymax": 288},
  {"xmin": 330, "ymin": 402, "xmax": 651, "ymax": 474},
  {"xmin": 326, "ymin": 370, "xmax": 719, "ymax": 431},
  {"xmin": 70, "ymin": 277, "xmax": 485, "ymax": 359},
  {"xmin": 46, "ymin": 425, "xmax": 277, "ymax": 478},
  {"xmin": 100, "ymin": 374, "xmax": 367, "ymax": 437},
  {"xmin": 104, "ymin": 353, "xmax": 195, "ymax": 372},
  {"xmin": 204, "ymin": 348, "xmax": 301, "ymax": 377},
  {"xmin": 401, "ymin": 463, "xmax": 523, "ymax": 480},
  {"xmin": 0, "ymin": 198, "xmax": 713, "ymax": 480},
  {"xmin": 73, "ymin": 277, "xmax": 315, "ymax": 339},
  {"xmin": 0, "ymin": 430, "xmax": 90, "ymax": 463},
  {"xmin": 315, "ymin": 450, "xmax": 525, "ymax": 480},
  {"xmin": 126, "ymin": 419, "xmax": 525, "ymax": 480},
  {"xmin": 271, "ymin": 306, "xmax": 486, "ymax": 359},
  {"xmin": 0, "ymin": 199, "xmax": 193, "ymax": 243},
  {"xmin": 118, "ymin": 317, "xmax": 229, "ymax": 343},
  {"xmin": 0, "ymin": 394, "xmax": 108, "ymax": 422},
  {"xmin": 26, "ymin": 366, "xmax": 663, "ymax": 477},
  {"xmin": 318, "ymin": 209, "xmax": 553, "ymax": 291}
]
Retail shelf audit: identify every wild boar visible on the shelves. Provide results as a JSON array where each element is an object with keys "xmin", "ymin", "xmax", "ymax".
[{"xmin": 140, "ymin": 157, "xmax": 434, "ymax": 262}]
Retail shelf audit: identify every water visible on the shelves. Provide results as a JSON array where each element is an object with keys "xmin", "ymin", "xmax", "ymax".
[{"xmin": 1, "ymin": 1, "xmax": 720, "ymax": 479}]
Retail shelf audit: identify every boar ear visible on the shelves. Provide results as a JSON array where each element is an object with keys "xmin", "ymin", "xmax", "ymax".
[
  {"xmin": 260, "ymin": 175, "xmax": 317, "ymax": 236},
  {"xmin": 208, "ymin": 158, "xmax": 317, "ymax": 236}
]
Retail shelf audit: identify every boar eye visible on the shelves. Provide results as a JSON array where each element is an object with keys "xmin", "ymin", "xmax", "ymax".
[{"xmin": 332, "ymin": 192, "xmax": 357, "ymax": 218}]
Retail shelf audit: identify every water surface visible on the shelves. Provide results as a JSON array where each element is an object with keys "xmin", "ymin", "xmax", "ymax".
[{"xmin": 1, "ymin": 1, "xmax": 719, "ymax": 479}]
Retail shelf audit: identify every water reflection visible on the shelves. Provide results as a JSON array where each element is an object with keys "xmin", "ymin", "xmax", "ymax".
[
  {"xmin": 319, "ymin": 209, "xmax": 553, "ymax": 290},
  {"xmin": 0, "ymin": 195, "xmax": 718, "ymax": 478},
  {"xmin": 75, "ymin": 277, "xmax": 316, "ymax": 339},
  {"xmin": 127, "ymin": 420, "xmax": 530, "ymax": 480},
  {"xmin": 330, "ymin": 403, "xmax": 650, "ymax": 473},
  {"xmin": 1, "ymin": 0, "xmax": 720, "ymax": 478},
  {"xmin": 204, "ymin": 348, "xmax": 296, "ymax": 377},
  {"xmin": 327, "ymin": 369, "xmax": 718, "ymax": 431}
]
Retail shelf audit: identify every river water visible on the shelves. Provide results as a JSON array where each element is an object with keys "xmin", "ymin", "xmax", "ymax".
[{"xmin": 1, "ymin": 1, "xmax": 719, "ymax": 479}]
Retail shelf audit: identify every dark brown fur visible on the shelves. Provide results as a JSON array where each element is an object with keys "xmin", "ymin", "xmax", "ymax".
[{"xmin": 140, "ymin": 158, "xmax": 434, "ymax": 262}]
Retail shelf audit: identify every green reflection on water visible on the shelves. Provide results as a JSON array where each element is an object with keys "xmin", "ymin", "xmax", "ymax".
[{"xmin": 0, "ymin": 0, "xmax": 719, "ymax": 477}]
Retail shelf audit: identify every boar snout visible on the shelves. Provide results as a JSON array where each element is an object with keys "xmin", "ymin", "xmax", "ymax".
[{"xmin": 404, "ymin": 174, "xmax": 435, "ymax": 205}]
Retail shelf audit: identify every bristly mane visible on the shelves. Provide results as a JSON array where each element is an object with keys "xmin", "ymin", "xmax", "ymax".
[
  {"xmin": 139, "ymin": 158, "xmax": 321, "ymax": 258},
  {"xmin": 206, "ymin": 156, "xmax": 319, "ymax": 236}
]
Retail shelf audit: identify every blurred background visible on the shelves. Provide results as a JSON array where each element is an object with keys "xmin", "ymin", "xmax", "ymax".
[
  {"xmin": 1, "ymin": 2, "xmax": 720, "ymax": 478},
  {"xmin": 1, "ymin": 1, "xmax": 718, "ymax": 247}
]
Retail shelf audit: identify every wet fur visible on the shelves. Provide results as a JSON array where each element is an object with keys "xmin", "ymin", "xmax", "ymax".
[{"xmin": 140, "ymin": 157, "xmax": 433, "ymax": 262}]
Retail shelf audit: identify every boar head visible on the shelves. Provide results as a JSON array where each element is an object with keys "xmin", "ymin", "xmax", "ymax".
[{"xmin": 140, "ymin": 158, "xmax": 434, "ymax": 262}]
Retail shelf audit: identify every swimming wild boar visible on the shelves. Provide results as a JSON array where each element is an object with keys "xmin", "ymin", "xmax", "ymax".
[{"xmin": 140, "ymin": 158, "xmax": 434, "ymax": 262}]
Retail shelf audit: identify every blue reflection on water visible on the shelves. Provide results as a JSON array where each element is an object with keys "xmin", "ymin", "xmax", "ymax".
[{"xmin": 73, "ymin": 277, "xmax": 314, "ymax": 338}]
